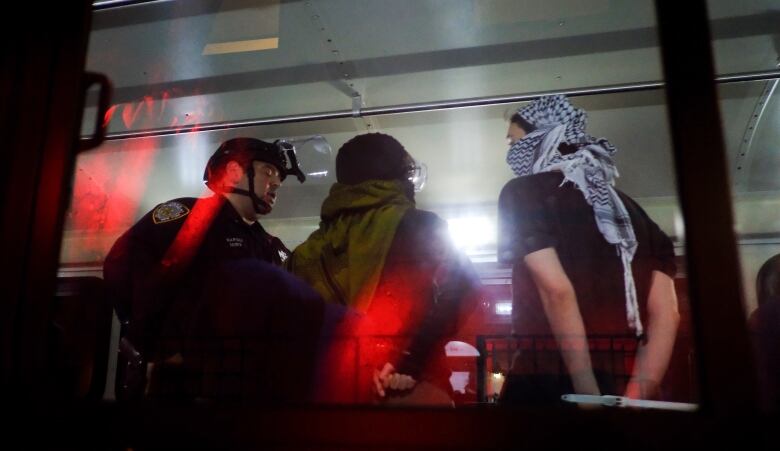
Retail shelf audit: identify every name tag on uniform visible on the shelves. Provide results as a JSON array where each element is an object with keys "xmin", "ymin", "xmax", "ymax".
[{"xmin": 226, "ymin": 237, "xmax": 245, "ymax": 248}]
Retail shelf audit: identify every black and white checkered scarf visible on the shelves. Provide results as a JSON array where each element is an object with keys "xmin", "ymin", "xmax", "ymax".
[{"xmin": 506, "ymin": 95, "xmax": 643, "ymax": 337}]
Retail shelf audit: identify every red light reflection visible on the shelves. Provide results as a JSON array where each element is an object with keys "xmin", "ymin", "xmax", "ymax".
[
  {"xmin": 315, "ymin": 262, "xmax": 482, "ymax": 404},
  {"xmin": 161, "ymin": 195, "xmax": 223, "ymax": 270},
  {"xmin": 63, "ymin": 89, "xmax": 214, "ymax": 264}
]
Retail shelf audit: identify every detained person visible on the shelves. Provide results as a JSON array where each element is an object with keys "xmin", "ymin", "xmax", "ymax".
[
  {"xmin": 497, "ymin": 95, "xmax": 680, "ymax": 405},
  {"xmin": 289, "ymin": 133, "xmax": 482, "ymax": 404}
]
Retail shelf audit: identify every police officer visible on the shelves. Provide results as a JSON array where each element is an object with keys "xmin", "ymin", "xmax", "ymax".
[{"xmin": 103, "ymin": 137, "xmax": 308, "ymax": 398}]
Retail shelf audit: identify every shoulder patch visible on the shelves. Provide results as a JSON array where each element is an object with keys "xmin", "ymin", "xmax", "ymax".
[{"xmin": 152, "ymin": 201, "xmax": 190, "ymax": 224}]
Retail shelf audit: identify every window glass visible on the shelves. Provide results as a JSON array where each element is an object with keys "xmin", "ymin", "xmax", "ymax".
[
  {"xmin": 61, "ymin": 0, "xmax": 697, "ymax": 409},
  {"xmin": 710, "ymin": 0, "xmax": 780, "ymax": 412},
  {"xmin": 82, "ymin": 0, "xmax": 666, "ymax": 133},
  {"xmin": 707, "ymin": 0, "xmax": 780, "ymax": 75}
]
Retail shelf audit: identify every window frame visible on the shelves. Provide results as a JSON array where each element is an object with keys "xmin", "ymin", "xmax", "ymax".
[{"xmin": 2, "ymin": 0, "xmax": 770, "ymax": 448}]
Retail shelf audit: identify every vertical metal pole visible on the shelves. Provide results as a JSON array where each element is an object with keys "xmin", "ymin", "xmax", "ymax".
[
  {"xmin": 654, "ymin": 0, "xmax": 757, "ymax": 413},
  {"xmin": 475, "ymin": 335, "xmax": 486, "ymax": 403}
]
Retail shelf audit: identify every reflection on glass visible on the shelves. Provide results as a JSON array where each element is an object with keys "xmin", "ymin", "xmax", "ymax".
[
  {"xmin": 83, "ymin": 0, "xmax": 666, "ymax": 133},
  {"xmin": 62, "ymin": 92, "xmax": 699, "ymax": 409},
  {"xmin": 57, "ymin": 0, "xmax": 702, "ymax": 408}
]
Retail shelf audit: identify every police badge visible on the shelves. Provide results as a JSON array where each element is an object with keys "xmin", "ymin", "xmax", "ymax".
[{"xmin": 152, "ymin": 201, "xmax": 190, "ymax": 224}]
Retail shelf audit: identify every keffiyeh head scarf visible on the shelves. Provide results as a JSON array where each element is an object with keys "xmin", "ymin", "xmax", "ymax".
[{"xmin": 506, "ymin": 95, "xmax": 643, "ymax": 338}]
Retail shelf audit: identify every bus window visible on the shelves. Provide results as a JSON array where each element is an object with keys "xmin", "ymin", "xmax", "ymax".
[
  {"xmin": 708, "ymin": 0, "xmax": 780, "ymax": 411},
  {"xmin": 58, "ymin": 0, "xmax": 708, "ymax": 409}
]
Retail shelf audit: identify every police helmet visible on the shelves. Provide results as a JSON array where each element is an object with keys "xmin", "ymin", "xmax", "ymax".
[{"xmin": 203, "ymin": 137, "xmax": 306, "ymax": 189}]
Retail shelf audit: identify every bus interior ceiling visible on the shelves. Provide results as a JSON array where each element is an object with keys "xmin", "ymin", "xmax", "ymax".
[{"xmin": 66, "ymin": 0, "xmax": 780, "ymax": 316}]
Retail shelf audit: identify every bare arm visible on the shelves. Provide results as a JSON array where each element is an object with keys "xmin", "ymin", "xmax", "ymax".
[
  {"xmin": 624, "ymin": 270, "xmax": 680, "ymax": 399},
  {"xmin": 524, "ymin": 247, "xmax": 600, "ymax": 395}
]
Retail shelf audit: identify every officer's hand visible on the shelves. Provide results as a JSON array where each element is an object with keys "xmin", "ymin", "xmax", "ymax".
[{"xmin": 373, "ymin": 362, "xmax": 416, "ymax": 397}]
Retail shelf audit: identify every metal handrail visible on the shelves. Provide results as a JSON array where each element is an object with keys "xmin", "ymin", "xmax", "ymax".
[{"xmin": 93, "ymin": 69, "xmax": 780, "ymax": 142}]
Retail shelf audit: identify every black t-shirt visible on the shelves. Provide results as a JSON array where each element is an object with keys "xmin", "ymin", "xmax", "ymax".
[{"xmin": 498, "ymin": 172, "xmax": 676, "ymax": 337}]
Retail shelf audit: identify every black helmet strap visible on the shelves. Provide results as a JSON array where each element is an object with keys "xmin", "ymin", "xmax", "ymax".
[
  {"xmin": 275, "ymin": 140, "xmax": 306, "ymax": 183},
  {"xmin": 285, "ymin": 146, "xmax": 306, "ymax": 183},
  {"xmin": 225, "ymin": 163, "xmax": 270, "ymax": 215}
]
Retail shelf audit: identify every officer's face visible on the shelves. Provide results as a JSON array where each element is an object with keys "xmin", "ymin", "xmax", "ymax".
[{"xmin": 251, "ymin": 161, "xmax": 282, "ymax": 213}]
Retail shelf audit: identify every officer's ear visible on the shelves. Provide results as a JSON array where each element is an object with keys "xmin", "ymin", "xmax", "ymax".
[{"xmin": 223, "ymin": 160, "xmax": 245, "ymax": 186}]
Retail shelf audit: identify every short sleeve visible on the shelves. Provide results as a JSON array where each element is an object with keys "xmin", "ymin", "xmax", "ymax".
[
  {"xmin": 648, "ymin": 219, "xmax": 677, "ymax": 277},
  {"xmin": 621, "ymin": 193, "xmax": 677, "ymax": 278},
  {"xmin": 498, "ymin": 177, "xmax": 557, "ymax": 264}
]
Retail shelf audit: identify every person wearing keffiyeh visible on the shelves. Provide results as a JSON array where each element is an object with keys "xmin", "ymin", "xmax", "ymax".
[{"xmin": 497, "ymin": 95, "xmax": 680, "ymax": 404}]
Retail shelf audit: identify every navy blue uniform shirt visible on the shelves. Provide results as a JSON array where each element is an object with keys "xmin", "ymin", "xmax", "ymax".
[{"xmin": 104, "ymin": 195, "xmax": 291, "ymax": 355}]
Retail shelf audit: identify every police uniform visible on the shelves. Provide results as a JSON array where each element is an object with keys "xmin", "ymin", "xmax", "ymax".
[
  {"xmin": 103, "ymin": 137, "xmax": 320, "ymax": 400},
  {"xmin": 104, "ymin": 194, "xmax": 291, "ymax": 357},
  {"xmin": 140, "ymin": 196, "xmax": 290, "ymax": 266}
]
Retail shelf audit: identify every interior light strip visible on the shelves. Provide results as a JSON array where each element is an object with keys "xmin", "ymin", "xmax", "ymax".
[{"xmin": 203, "ymin": 37, "xmax": 279, "ymax": 55}]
